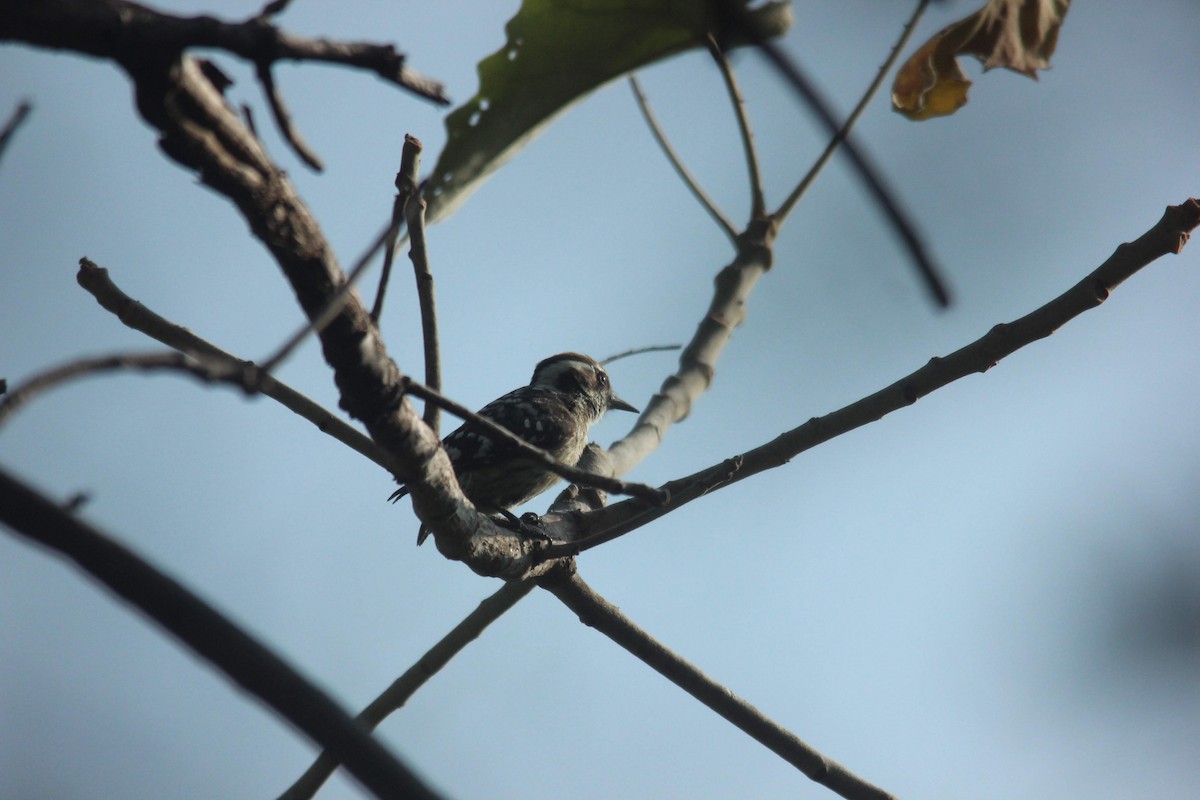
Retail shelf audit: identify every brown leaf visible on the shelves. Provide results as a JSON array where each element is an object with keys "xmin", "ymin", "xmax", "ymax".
[{"xmin": 892, "ymin": 0, "xmax": 1070, "ymax": 121}]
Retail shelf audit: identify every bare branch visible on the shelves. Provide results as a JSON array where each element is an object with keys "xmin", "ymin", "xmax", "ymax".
[
  {"xmin": 0, "ymin": 467, "xmax": 442, "ymax": 800},
  {"xmin": 774, "ymin": 0, "xmax": 930, "ymax": 224},
  {"xmin": 75, "ymin": 258, "xmax": 389, "ymax": 470},
  {"xmin": 629, "ymin": 76, "xmax": 739, "ymax": 242},
  {"xmin": 715, "ymin": 0, "xmax": 949, "ymax": 307},
  {"xmin": 552, "ymin": 199, "xmax": 1200, "ymax": 551},
  {"xmin": 401, "ymin": 136, "xmax": 443, "ymax": 435},
  {"xmin": 600, "ymin": 343, "xmax": 681, "ymax": 365},
  {"xmin": 0, "ymin": 0, "xmax": 449, "ymax": 105},
  {"xmin": 705, "ymin": 35, "xmax": 765, "ymax": 217},
  {"xmin": 67, "ymin": 48, "xmax": 554, "ymax": 579},
  {"xmin": 254, "ymin": 60, "xmax": 324, "ymax": 171},
  {"xmin": 402, "ymin": 378, "xmax": 668, "ymax": 507},
  {"xmin": 252, "ymin": 0, "xmax": 294, "ymax": 21},
  {"xmin": 278, "ymin": 580, "xmax": 535, "ymax": 800},
  {"xmin": 542, "ymin": 570, "xmax": 898, "ymax": 800},
  {"xmin": 258, "ymin": 217, "xmax": 397, "ymax": 376},
  {"xmin": 0, "ymin": 352, "xmax": 223, "ymax": 430},
  {"xmin": 602, "ymin": 216, "xmax": 776, "ymax": 480},
  {"xmin": 0, "ymin": 98, "xmax": 33, "ymax": 164},
  {"xmin": 371, "ymin": 137, "xmax": 419, "ymax": 324}
]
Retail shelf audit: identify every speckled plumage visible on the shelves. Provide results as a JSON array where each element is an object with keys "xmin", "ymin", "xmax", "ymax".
[{"xmin": 391, "ymin": 353, "xmax": 638, "ymax": 544}]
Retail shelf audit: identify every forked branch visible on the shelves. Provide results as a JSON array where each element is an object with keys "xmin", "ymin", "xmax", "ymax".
[
  {"xmin": 715, "ymin": 0, "xmax": 949, "ymax": 306},
  {"xmin": 549, "ymin": 199, "xmax": 1200, "ymax": 552},
  {"xmin": 75, "ymin": 258, "xmax": 388, "ymax": 468},
  {"xmin": 774, "ymin": 0, "xmax": 930, "ymax": 223},
  {"xmin": 0, "ymin": 0, "xmax": 449, "ymax": 104}
]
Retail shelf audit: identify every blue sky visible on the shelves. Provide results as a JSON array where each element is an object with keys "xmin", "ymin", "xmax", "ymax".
[{"xmin": 2, "ymin": 1, "xmax": 1199, "ymax": 798}]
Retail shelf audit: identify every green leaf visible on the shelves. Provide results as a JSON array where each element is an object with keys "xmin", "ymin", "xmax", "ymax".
[{"xmin": 425, "ymin": 0, "xmax": 792, "ymax": 222}]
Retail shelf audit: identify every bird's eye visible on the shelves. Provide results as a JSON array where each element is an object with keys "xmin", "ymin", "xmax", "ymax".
[{"xmin": 597, "ymin": 372, "xmax": 609, "ymax": 387}]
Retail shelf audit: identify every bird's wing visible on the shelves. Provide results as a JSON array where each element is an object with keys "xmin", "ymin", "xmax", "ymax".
[
  {"xmin": 388, "ymin": 389, "xmax": 572, "ymax": 501},
  {"xmin": 441, "ymin": 389, "xmax": 573, "ymax": 476}
]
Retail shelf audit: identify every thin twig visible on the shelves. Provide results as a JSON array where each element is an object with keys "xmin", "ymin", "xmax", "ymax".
[
  {"xmin": 628, "ymin": 76, "xmax": 739, "ymax": 242},
  {"xmin": 549, "ymin": 199, "xmax": 1200, "ymax": 553},
  {"xmin": 543, "ymin": 571, "xmax": 898, "ymax": 800},
  {"xmin": 402, "ymin": 379, "xmax": 668, "ymax": 507},
  {"xmin": 705, "ymin": 35, "xmax": 765, "ymax": 217},
  {"xmin": 252, "ymin": 0, "xmax": 293, "ymax": 21},
  {"xmin": 259, "ymin": 217, "xmax": 398, "ymax": 376},
  {"xmin": 255, "ymin": 60, "xmax": 324, "ymax": 171},
  {"xmin": 75, "ymin": 258, "xmax": 388, "ymax": 470},
  {"xmin": 408, "ymin": 198, "xmax": 440, "ymax": 433},
  {"xmin": 600, "ymin": 344, "xmax": 681, "ymax": 365},
  {"xmin": 0, "ymin": 468, "xmax": 441, "ymax": 800},
  {"xmin": 240, "ymin": 102, "xmax": 259, "ymax": 137},
  {"xmin": 3, "ymin": 1, "xmax": 449, "ymax": 105},
  {"xmin": 401, "ymin": 136, "xmax": 443, "ymax": 435},
  {"xmin": 718, "ymin": 0, "xmax": 949, "ymax": 307},
  {"xmin": 0, "ymin": 352, "xmax": 220, "ymax": 430},
  {"xmin": 0, "ymin": 99, "xmax": 33, "ymax": 165},
  {"xmin": 601, "ymin": 217, "xmax": 775, "ymax": 482},
  {"xmin": 277, "ymin": 580, "xmax": 535, "ymax": 800},
  {"xmin": 371, "ymin": 137, "xmax": 420, "ymax": 324},
  {"xmin": 774, "ymin": 0, "xmax": 930, "ymax": 224}
]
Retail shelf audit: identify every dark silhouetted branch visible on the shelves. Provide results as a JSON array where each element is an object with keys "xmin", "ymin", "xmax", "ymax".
[
  {"xmin": 544, "ymin": 570, "xmax": 897, "ymax": 800},
  {"xmin": 774, "ymin": 0, "xmax": 930, "ymax": 224},
  {"xmin": 0, "ymin": 467, "xmax": 441, "ymax": 800},
  {"xmin": 0, "ymin": 0, "xmax": 449, "ymax": 105},
  {"xmin": 75, "ymin": 258, "xmax": 387, "ymax": 470},
  {"xmin": 0, "ymin": 98, "xmax": 32, "ymax": 164},
  {"xmin": 278, "ymin": 580, "xmax": 535, "ymax": 800},
  {"xmin": 716, "ymin": 0, "xmax": 949, "ymax": 306}
]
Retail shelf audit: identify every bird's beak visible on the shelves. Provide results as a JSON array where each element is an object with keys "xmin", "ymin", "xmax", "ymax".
[{"xmin": 608, "ymin": 394, "xmax": 639, "ymax": 414}]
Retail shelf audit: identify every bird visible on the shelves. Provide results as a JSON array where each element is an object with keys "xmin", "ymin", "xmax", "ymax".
[{"xmin": 390, "ymin": 352, "xmax": 638, "ymax": 544}]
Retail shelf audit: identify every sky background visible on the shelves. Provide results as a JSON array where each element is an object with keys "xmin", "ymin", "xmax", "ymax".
[{"xmin": 3, "ymin": 1, "xmax": 1199, "ymax": 798}]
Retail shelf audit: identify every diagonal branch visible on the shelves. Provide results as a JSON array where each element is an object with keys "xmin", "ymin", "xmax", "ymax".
[
  {"xmin": 0, "ymin": 0, "xmax": 449, "ymax": 105},
  {"xmin": 600, "ymin": 343, "xmax": 681, "ymax": 366},
  {"xmin": 547, "ymin": 199, "xmax": 1200, "ymax": 552},
  {"xmin": 258, "ymin": 217, "xmax": 398, "ymax": 377},
  {"xmin": 715, "ymin": 0, "xmax": 949, "ymax": 307},
  {"xmin": 600, "ymin": 215, "xmax": 776, "ymax": 482},
  {"xmin": 542, "ymin": 570, "xmax": 897, "ymax": 800},
  {"xmin": 75, "ymin": 258, "xmax": 388, "ymax": 470},
  {"xmin": 629, "ymin": 75, "xmax": 739, "ymax": 242},
  {"xmin": 0, "ymin": 98, "xmax": 33, "ymax": 165},
  {"xmin": 0, "ymin": 351, "xmax": 236, "ymax": 430},
  {"xmin": 774, "ymin": 0, "xmax": 930, "ymax": 224},
  {"xmin": 706, "ymin": 34, "xmax": 765, "ymax": 218},
  {"xmin": 277, "ymin": 580, "xmax": 536, "ymax": 800},
  {"xmin": 400, "ymin": 136, "xmax": 443, "ymax": 435},
  {"xmin": 54, "ymin": 45, "xmax": 536, "ymax": 576},
  {"xmin": 371, "ymin": 137, "xmax": 419, "ymax": 325},
  {"xmin": 254, "ymin": 59, "xmax": 324, "ymax": 171},
  {"xmin": 0, "ymin": 468, "xmax": 441, "ymax": 800}
]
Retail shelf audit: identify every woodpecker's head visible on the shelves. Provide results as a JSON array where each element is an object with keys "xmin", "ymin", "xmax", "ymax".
[{"xmin": 529, "ymin": 352, "xmax": 638, "ymax": 423}]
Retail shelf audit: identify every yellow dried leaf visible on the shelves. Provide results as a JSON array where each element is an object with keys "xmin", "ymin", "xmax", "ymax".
[{"xmin": 892, "ymin": 0, "xmax": 1070, "ymax": 121}]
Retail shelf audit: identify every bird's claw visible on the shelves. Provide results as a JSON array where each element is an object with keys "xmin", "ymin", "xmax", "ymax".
[{"xmin": 496, "ymin": 509, "xmax": 553, "ymax": 542}]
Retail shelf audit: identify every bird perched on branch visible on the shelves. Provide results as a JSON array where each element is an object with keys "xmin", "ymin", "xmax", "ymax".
[{"xmin": 391, "ymin": 352, "xmax": 638, "ymax": 544}]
